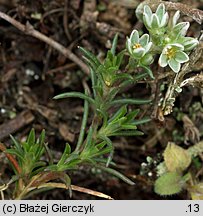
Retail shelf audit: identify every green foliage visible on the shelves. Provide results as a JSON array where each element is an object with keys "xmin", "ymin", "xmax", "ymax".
[
  {"xmin": 154, "ymin": 172, "xmax": 184, "ymax": 196},
  {"xmin": 53, "ymin": 34, "xmax": 151, "ymax": 185},
  {"xmin": 0, "ymin": 33, "xmax": 152, "ymax": 199},
  {"xmin": 7, "ymin": 129, "xmax": 46, "ymax": 176},
  {"xmin": 154, "ymin": 142, "xmax": 203, "ymax": 197},
  {"xmin": 163, "ymin": 142, "xmax": 191, "ymax": 172}
]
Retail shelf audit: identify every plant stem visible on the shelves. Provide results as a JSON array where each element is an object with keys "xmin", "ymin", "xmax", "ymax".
[
  {"xmin": 0, "ymin": 143, "xmax": 22, "ymax": 174},
  {"xmin": 15, "ymin": 175, "xmax": 39, "ymax": 200}
]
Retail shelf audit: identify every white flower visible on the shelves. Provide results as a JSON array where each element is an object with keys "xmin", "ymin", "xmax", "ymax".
[
  {"xmin": 126, "ymin": 30, "xmax": 152, "ymax": 60},
  {"xmin": 143, "ymin": 4, "xmax": 169, "ymax": 32},
  {"xmin": 159, "ymin": 43, "xmax": 189, "ymax": 73}
]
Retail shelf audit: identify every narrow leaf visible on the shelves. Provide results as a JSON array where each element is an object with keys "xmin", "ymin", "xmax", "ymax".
[
  {"xmin": 9, "ymin": 135, "xmax": 23, "ymax": 154},
  {"xmin": 111, "ymin": 33, "xmax": 118, "ymax": 55},
  {"xmin": 125, "ymin": 109, "xmax": 140, "ymax": 122},
  {"xmin": 141, "ymin": 65, "xmax": 154, "ymax": 79},
  {"xmin": 91, "ymin": 147, "xmax": 112, "ymax": 158},
  {"xmin": 97, "ymin": 165, "xmax": 135, "ymax": 185},
  {"xmin": 116, "ymin": 50, "xmax": 125, "ymax": 67},
  {"xmin": 99, "ymin": 135, "xmax": 114, "ymax": 167},
  {"xmin": 119, "ymin": 72, "xmax": 148, "ymax": 89},
  {"xmin": 90, "ymin": 68, "xmax": 97, "ymax": 98},
  {"xmin": 37, "ymin": 129, "xmax": 45, "ymax": 145},
  {"xmin": 79, "ymin": 46, "xmax": 100, "ymax": 68},
  {"xmin": 96, "ymin": 108, "xmax": 108, "ymax": 127},
  {"xmin": 108, "ymin": 105, "xmax": 127, "ymax": 124},
  {"xmin": 76, "ymin": 89, "xmax": 89, "ymax": 152},
  {"xmin": 53, "ymin": 92, "xmax": 95, "ymax": 105},
  {"xmin": 111, "ymin": 130, "xmax": 144, "ymax": 136},
  {"xmin": 110, "ymin": 98, "xmax": 151, "ymax": 106},
  {"xmin": 84, "ymin": 126, "xmax": 94, "ymax": 151},
  {"xmin": 27, "ymin": 128, "xmax": 36, "ymax": 147},
  {"xmin": 121, "ymin": 124, "xmax": 137, "ymax": 130},
  {"xmin": 58, "ymin": 143, "xmax": 72, "ymax": 166},
  {"xmin": 5, "ymin": 149, "xmax": 25, "ymax": 162},
  {"xmin": 131, "ymin": 117, "xmax": 151, "ymax": 125},
  {"xmin": 95, "ymin": 141, "xmax": 107, "ymax": 150}
]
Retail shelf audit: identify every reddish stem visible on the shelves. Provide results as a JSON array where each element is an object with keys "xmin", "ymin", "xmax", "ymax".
[{"xmin": 0, "ymin": 143, "xmax": 22, "ymax": 174}]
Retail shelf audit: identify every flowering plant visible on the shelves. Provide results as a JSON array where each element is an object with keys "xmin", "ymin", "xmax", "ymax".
[
  {"xmin": 143, "ymin": 4, "xmax": 169, "ymax": 34},
  {"xmin": 158, "ymin": 43, "xmax": 189, "ymax": 73},
  {"xmin": 130, "ymin": 3, "xmax": 199, "ymax": 73},
  {"xmin": 126, "ymin": 30, "xmax": 153, "ymax": 66}
]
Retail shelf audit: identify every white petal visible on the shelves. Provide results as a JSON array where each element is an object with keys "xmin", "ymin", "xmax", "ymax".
[
  {"xmin": 159, "ymin": 53, "xmax": 168, "ymax": 67},
  {"xmin": 168, "ymin": 59, "xmax": 181, "ymax": 73},
  {"xmin": 175, "ymin": 51, "xmax": 189, "ymax": 63},
  {"xmin": 144, "ymin": 5, "xmax": 152, "ymax": 17},
  {"xmin": 180, "ymin": 22, "xmax": 190, "ymax": 36},
  {"xmin": 160, "ymin": 12, "xmax": 169, "ymax": 27},
  {"xmin": 135, "ymin": 3, "xmax": 144, "ymax": 21},
  {"xmin": 172, "ymin": 11, "xmax": 180, "ymax": 27},
  {"xmin": 139, "ymin": 34, "xmax": 149, "ymax": 46},
  {"xmin": 156, "ymin": 3, "xmax": 165, "ymax": 21},
  {"xmin": 133, "ymin": 47, "xmax": 145, "ymax": 58},
  {"xmin": 173, "ymin": 22, "xmax": 190, "ymax": 36},
  {"xmin": 170, "ymin": 43, "xmax": 184, "ymax": 51},
  {"xmin": 162, "ymin": 45, "xmax": 170, "ymax": 54},
  {"xmin": 151, "ymin": 14, "xmax": 160, "ymax": 28},
  {"xmin": 184, "ymin": 41, "xmax": 198, "ymax": 51},
  {"xmin": 144, "ymin": 42, "xmax": 152, "ymax": 53},
  {"xmin": 130, "ymin": 30, "xmax": 139, "ymax": 44},
  {"xmin": 183, "ymin": 37, "xmax": 198, "ymax": 46},
  {"xmin": 126, "ymin": 38, "xmax": 133, "ymax": 54},
  {"xmin": 143, "ymin": 13, "xmax": 151, "ymax": 28},
  {"xmin": 182, "ymin": 37, "xmax": 199, "ymax": 51}
]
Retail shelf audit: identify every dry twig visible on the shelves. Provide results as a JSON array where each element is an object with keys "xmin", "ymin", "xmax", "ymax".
[
  {"xmin": 0, "ymin": 110, "xmax": 34, "ymax": 141},
  {"xmin": 0, "ymin": 143, "xmax": 22, "ymax": 174},
  {"xmin": 63, "ymin": 0, "xmax": 72, "ymax": 41},
  {"xmin": 0, "ymin": 11, "xmax": 89, "ymax": 75},
  {"xmin": 37, "ymin": 183, "xmax": 113, "ymax": 200},
  {"xmin": 136, "ymin": 0, "xmax": 203, "ymax": 24}
]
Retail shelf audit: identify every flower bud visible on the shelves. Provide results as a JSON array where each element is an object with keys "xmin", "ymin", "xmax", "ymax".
[{"xmin": 140, "ymin": 53, "xmax": 154, "ymax": 65}]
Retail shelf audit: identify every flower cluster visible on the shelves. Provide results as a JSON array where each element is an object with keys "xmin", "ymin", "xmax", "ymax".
[
  {"xmin": 127, "ymin": 3, "xmax": 199, "ymax": 73},
  {"xmin": 143, "ymin": 4, "xmax": 168, "ymax": 34}
]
